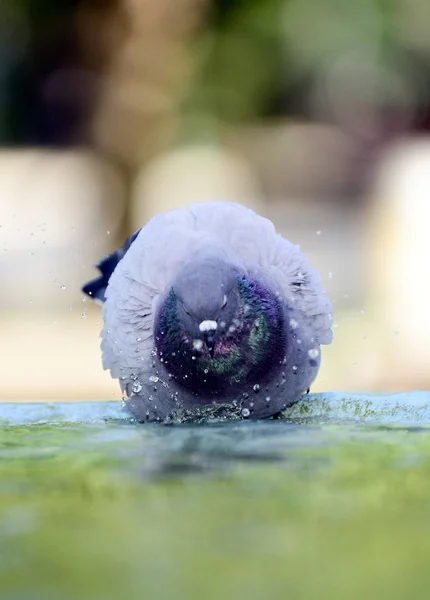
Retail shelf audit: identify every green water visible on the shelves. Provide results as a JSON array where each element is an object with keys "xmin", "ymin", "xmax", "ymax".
[{"xmin": 1, "ymin": 392, "xmax": 430, "ymax": 600}]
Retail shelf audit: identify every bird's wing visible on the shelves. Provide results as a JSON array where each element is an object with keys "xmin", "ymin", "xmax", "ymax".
[{"xmin": 270, "ymin": 234, "xmax": 333, "ymax": 344}]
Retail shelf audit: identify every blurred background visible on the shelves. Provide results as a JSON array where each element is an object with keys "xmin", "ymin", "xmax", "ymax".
[{"xmin": 1, "ymin": 0, "xmax": 430, "ymax": 401}]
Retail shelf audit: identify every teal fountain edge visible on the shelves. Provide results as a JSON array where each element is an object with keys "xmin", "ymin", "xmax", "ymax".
[{"xmin": 1, "ymin": 391, "xmax": 430, "ymax": 427}]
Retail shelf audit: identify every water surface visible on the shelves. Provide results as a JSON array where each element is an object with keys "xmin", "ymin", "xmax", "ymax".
[{"xmin": 1, "ymin": 392, "xmax": 430, "ymax": 600}]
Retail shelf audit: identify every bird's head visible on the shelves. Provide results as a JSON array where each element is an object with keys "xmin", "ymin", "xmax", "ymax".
[{"xmin": 171, "ymin": 257, "xmax": 239, "ymax": 357}]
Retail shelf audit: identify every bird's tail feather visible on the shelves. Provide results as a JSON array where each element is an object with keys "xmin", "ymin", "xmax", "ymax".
[{"xmin": 82, "ymin": 228, "xmax": 141, "ymax": 304}]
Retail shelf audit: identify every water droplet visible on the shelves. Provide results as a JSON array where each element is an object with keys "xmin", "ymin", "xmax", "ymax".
[
  {"xmin": 132, "ymin": 381, "xmax": 142, "ymax": 393},
  {"xmin": 292, "ymin": 365, "xmax": 298, "ymax": 371},
  {"xmin": 241, "ymin": 408, "xmax": 250, "ymax": 418},
  {"xmin": 204, "ymin": 368, "xmax": 209, "ymax": 374},
  {"xmin": 289, "ymin": 318, "xmax": 298, "ymax": 330},
  {"xmin": 136, "ymin": 337, "xmax": 142, "ymax": 342},
  {"xmin": 308, "ymin": 348, "xmax": 319, "ymax": 359},
  {"xmin": 253, "ymin": 384, "xmax": 260, "ymax": 393},
  {"xmin": 149, "ymin": 375, "xmax": 159, "ymax": 383},
  {"xmin": 265, "ymin": 396, "xmax": 271, "ymax": 402},
  {"xmin": 60, "ymin": 284, "xmax": 66, "ymax": 290},
  {"xmin": 81, "ymin": 311, "xmax": 86, "ymax": 319}
]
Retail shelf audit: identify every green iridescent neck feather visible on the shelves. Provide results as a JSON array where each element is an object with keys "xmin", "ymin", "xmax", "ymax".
[{"xmin": 154, "ymin": 275, "xmax": 286, "ymax": 397}]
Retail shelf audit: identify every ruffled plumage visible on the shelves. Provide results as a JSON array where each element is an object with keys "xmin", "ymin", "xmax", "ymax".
[{"xmin": 92, "ymin": 202, "xmax": 333, "ymax": 420}]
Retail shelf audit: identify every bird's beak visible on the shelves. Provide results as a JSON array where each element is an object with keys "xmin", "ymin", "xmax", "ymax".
[{"xmin": 199, "ymin": 320, "xmax": 218, "ymax": 358}]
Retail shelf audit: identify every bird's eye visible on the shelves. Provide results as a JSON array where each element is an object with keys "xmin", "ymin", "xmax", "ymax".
[{"xmin": 221, "ymin": 294, "xmax": 228, "ymax": 309}]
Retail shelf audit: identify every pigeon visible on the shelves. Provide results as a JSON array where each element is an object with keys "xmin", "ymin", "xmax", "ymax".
[{"xmin": 83, "ymin": 202, "xmax": 333, "ymax": 421}]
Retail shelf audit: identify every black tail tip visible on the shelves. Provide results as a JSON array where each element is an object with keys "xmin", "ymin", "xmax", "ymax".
[{"xmin": 82, "ymin": 277, "xmax": 107, "ymax": 305}]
